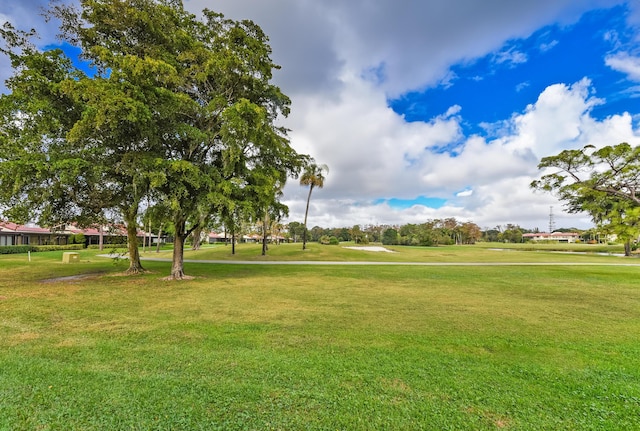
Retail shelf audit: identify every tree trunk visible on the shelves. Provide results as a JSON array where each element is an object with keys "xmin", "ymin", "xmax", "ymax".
[
  {"xmin": 262, "ymin": 213, "xmax": 269, "ymax": 256},
  {"xmin": 170, "ymin": 219, "xmax": 187, "ymax": 279},
  {"xmin": 302, "ymin": 185, "xmax": 314, "ymax": 250},
  {"xmin": 231, "ymin": 231, "xmax": 236, "ymax": 255},
  {"xmin": 156, "ymin": 224, "xmax": 163, "ymax": 253},
  {"xmin": 98, "ymin": 225, "xmax": 104, "ymax": 251},
  {"xmin": 125, "ymin": 222, "xmax": 144, "ymax": 274},
  {"xmin": 171, "ymin": 234, "xmax": 186, "ymax": 279},
  {"xmin": 123, "ymin": 204, "xmax": 144, "ymax": 274},
  {"xmin": 191, "ymin": 226, "xmax": 202, "ymax": 251},
  {"xmin": 624, "ymin": 240, "xmax": 631, "ymax": 257}
]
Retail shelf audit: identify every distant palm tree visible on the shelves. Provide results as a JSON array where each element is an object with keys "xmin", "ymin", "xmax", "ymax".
[{"xmin": 300, "ymin": 163, "xmax": 329, "ymax": 250}]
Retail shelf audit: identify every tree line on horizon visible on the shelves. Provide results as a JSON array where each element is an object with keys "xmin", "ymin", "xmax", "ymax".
[{"xmin": 280, "ymin": 219, "xmax": 600, "ymax": 246}]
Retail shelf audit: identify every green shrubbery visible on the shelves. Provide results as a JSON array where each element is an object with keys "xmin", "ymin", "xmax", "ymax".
[
  {"xmin": 32, "ymin": 244, "xmax": 83, "ymax": 252},
  {"xmin": 0, "ymin": 244, "xmax": 84, "ymax": 254},
  {"xmin": 319, "ymin": 235, "xmax": 340, "ymax": 245},
  {"xmin": 67, "ymin": 233, "xmax": 86, "ymax": 245},
  {"xmin": 0, "ymin": 245, "xmax": 32, "ymax": 255}
]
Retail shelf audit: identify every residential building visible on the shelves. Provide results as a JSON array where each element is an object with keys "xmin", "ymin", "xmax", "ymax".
[
  {"xmin": 0, "ymin": 221, "xmax": 159, "ymax": 247},
  {"xmin": 522, "ymin": 232, "xmax": 580, "ymax": 243}
]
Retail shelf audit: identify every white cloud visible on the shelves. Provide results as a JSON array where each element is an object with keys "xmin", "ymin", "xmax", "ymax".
[
  {"xmin": 188, "ymin": 0, "xmax": 624, "ymax": 98},
  {"xmin": 283, "ymin": 75, "xmax": 464, "ymax": 201},
  {"xmin": 509, "ymin": 78, "xmax": 605, "ymax": 156},
  {"xmin": 539, "ymin": 39, "xmax": 559, "ymax": 52},
  {"xmin": 284, "ymin": 77, "xmax": 640, "ymax": 230},
  {"xmin": 494, "ymin": 48, "xmax": 528, "ymax": 66},
  {"xmin": 605, "ymin": 52, "xmax": 640, "ymax": 81}
]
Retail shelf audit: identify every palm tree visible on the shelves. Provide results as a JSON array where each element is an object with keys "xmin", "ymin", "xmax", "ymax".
[{"xmin": 300, "ymin": 163, "xmax": 328, "ymax": 250}]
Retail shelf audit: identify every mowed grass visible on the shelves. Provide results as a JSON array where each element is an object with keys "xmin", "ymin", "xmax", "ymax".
[
  {"xmin": 171, "ymin": 240, "xmax": 630, "ymax": 263},
  {"xmin": 0, "ymin": 246, "xmax": 639, "ymax": 430}
]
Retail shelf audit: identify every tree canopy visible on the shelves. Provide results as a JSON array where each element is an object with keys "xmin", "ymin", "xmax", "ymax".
[{"xmin": 0, "ymin": 0, "xmax": 308, "ymax": 278}]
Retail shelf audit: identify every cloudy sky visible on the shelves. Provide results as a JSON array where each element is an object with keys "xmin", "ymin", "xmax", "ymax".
[{"xmin": 2, "ymin": 1, "xmax": 640, "ymax": 231}]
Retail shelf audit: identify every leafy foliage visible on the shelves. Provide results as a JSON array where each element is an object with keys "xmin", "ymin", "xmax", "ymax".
[
  {"xmin": 0, "ymin": 245, "xmax": 32, "ymax": 254},
  {"xmin": 381, "ymin": 219, "xmax": 482, "ymax": 246},
  {"xmin": 0, "ymin": 0, "xmax": 308, "ymax": 278},
  {"xmin": 532, "ymin": 142, "xmax": 640, "ymax": 255}
]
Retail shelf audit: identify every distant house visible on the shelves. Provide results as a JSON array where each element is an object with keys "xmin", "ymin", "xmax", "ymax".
[
  {"xmin": 0, "ymin": 221, "xmax": 160, "ymax": 247},
  {"xmin": 208, "ymin": 232, "xmax": 228, "ymax": 244},
  {"xmin": 0, "ymin": 222, "xmax": 57, "ymax": 246},
  {"xmin": 207, "ymin": 231, "xmax": 285, "ymax": 244},
  {"xmin": 522, "ymin": 232, "xmax": 580, "ymax": 243},
  {"xmin": 207, "ymin": 232, "xmax": 254, "ymax": 244}
]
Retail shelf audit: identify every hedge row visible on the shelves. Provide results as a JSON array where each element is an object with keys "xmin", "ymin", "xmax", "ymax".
[
  {"xmin": 33, "ymin": 244, "xmax": 84, "ymax": 252},
  {"xmin": 0, "ymin": 244, "xmax": 84, "ymax": 254},
  {"xmin": 0, "ymin": 245, "xmax": 32, "ymax": 255}
]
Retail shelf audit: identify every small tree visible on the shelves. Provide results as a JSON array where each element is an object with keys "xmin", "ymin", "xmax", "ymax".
[
  {"xmin": 287, "ymin": 221, "xmax": 305, "ymax": 243},
  {"xmin": 382, "ymin": 228, "xmax": 398, "ymax": 245},
  {"xmin": 350, "ymin": 224, "xmax": 364, "ymax": 244}
]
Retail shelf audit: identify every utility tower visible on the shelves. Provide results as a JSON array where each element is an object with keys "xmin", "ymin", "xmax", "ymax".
[{"xmin": 548, "ymin": 206, "xmax": 556, "ymax": 233}]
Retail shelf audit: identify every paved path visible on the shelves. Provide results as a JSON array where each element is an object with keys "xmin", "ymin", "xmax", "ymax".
[{"xmin": 99, "ymin": 255, "xmax": 640, "ymax": 266}]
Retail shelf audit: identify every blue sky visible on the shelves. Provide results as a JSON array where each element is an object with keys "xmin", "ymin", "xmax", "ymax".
[
  {"xmin": 45, "ymin": 43, "xmax": 93, "ymax": 72},
  {"xmin": 2, "ymin": 0, "xmax": 640, "ymax": 230},
  {"xmin": 390, "ymin": 5, "xmax": 638, "ymax": 137}
]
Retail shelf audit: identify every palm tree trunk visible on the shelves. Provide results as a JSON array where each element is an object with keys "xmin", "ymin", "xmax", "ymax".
[{"xmin": 302, "ymin": 184, "xmax": 314, "ymax": 250}]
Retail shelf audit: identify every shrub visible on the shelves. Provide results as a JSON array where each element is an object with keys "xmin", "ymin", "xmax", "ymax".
[
  {"xmin": 319, "ymin": 235, "xmax": 340, "ymax": 245},
  {"xmin": 32, "ymin": 244, "xmax": 83, "ymax": 252},
  {"xmin": 0, "ymin": 245, "xmax": 32, "ymax": 255},
  {"xmin": 0, "ymin": 244, "xmax": 84, "ymax": 254},
  {"xmin": 69, "ymin": 233, "xmax": 86, "ymax": 246}
]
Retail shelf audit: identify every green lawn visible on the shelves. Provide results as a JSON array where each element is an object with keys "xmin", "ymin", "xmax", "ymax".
[
  {"xmin": 166, "ymin": 240, "xmax": 630, "ymax": 263},
  {"xmin": 1, "ymin": 244, "xmax": 639, "ymax": 430}
]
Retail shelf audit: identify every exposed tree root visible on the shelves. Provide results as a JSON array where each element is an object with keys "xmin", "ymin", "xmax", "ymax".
[
  {"xmin": 161, "ymin": 274, "xmax": 195, "ymax": 281},
  {"xmin": 125, "ymin": 267, "xmax": 147, "ymax": 276}
]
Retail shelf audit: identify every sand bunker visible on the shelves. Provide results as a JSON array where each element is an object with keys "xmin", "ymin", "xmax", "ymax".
[{"xmin": 343, "ymin": 246, "xmax": 394, "ymax": 253}]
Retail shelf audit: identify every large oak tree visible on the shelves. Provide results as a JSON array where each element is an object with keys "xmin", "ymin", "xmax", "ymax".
[{"xmin": 0, "ymin": 0, "xmax": 307, "ymax": 278}]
